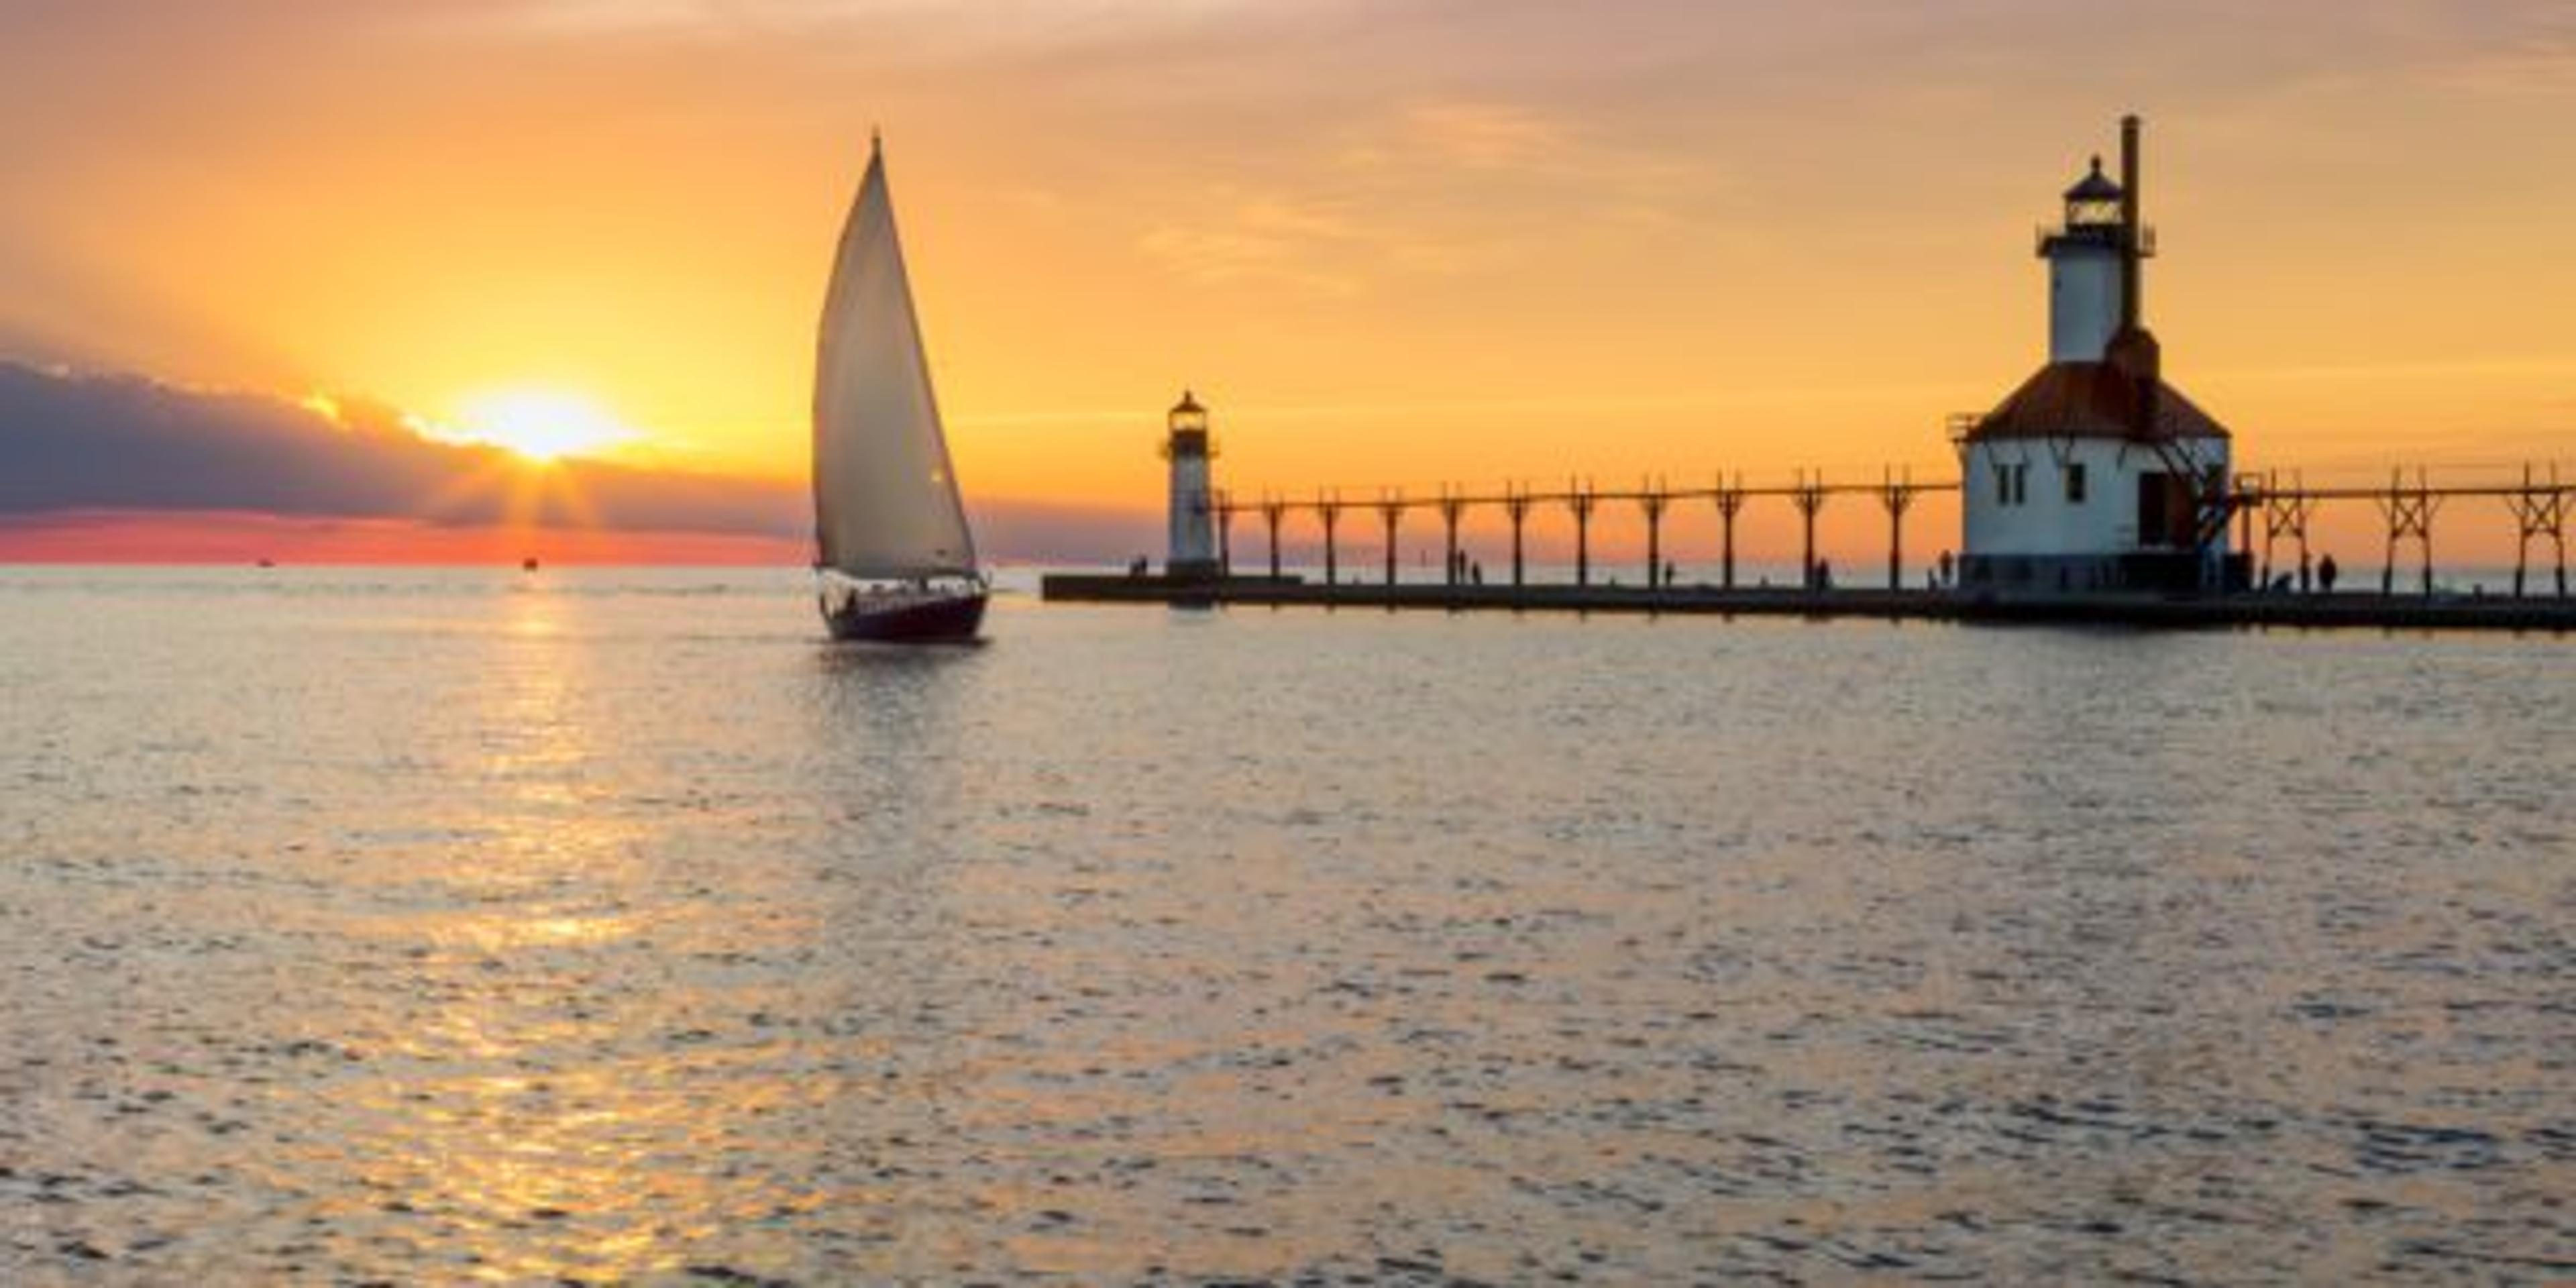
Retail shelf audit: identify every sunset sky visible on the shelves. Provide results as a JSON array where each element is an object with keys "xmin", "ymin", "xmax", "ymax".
[{"xmin": 3, "ymin": 0, "xmax": 2572, "ymax": 560}]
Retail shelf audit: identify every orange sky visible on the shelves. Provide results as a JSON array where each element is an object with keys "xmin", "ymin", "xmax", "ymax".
[{"xmin": 3, "ymin": 1, "xmax": 2571, "ymax": 536}]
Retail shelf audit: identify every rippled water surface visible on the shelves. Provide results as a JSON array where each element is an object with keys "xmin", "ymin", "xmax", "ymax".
[{"xmin": 1, "ymin": 567, "xmax": 2569, "ymax": 1284}]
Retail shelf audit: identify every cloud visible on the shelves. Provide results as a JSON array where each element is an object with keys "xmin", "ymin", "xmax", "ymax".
[
  {"xmin": 2422, "ymin": 30, "xmax": 2576, "ymax": 97},
  {"xmin": 1403, "ymin": 102, "xmax": 1568, "ymax": 171},
  {"xmin": 1134, "ymin": 95, "xmax": 1717, "ymax": 299},
  {"xmin": 417, "ymin": 0, "xmax": 1280, "ymax": 52},
  {"xmin": 0, "ymin": 362, "xmax": 801, "ymax": 533},
  {"xmin": 1136, "ymin": 195, "xmax": 1366, "ymax": 297},
  {"xmin": 0, "ymin": 362, "xmax": 1156, "ymax": 561}
]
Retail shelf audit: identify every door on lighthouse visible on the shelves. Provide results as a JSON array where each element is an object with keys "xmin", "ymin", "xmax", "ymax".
[{"xmin": 2137, "ymin": 471, "xmax": 2192, "ymax": 548}]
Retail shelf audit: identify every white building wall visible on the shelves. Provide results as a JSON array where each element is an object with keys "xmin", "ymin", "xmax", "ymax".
[
  {"xmin": 2048, "ymin": 244, "xmax": 2125, "ymax": 363},
  {"xmin": 1167, "ymin": 451, "xmax": 1214, "ymax": 570},
  {"xmin": 1962, "ymin": 436, "xmax": 2231, "ymax": 564}
]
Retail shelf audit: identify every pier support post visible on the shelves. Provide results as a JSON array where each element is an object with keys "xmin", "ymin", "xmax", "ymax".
[
  {"xmin": 1216, "ymin": 490, "xmax": 1234, "ymax": 578},
  {"xmin": 2514, "ymin": 464, "xmax": 2533, "ymax": 598},
  {"xmin": 1505, "ymin": 486, "xmax": 1532, "ymax": 589},
  {"xmin": 1715, "ymin": 476, "xmax": 1746, "ymax": 590},
  {"xmin": 2255, "ymin": 472, "xmax": 2270, "ymax": 586},
  {"xmin": 2376, "ymin": 468, "xmax": 2439, "ymax": 597},
  {"xmin": 2424, "ymin": 496, "xmax": 2436, "ymax": 598},
  {"xmin": 2237, "ymin": 476, "xmax": 2257, "ymax": 574},
  {"xmin": 2555, "ymin": 465, "xmax": 2571, "ymax": 598},
  {"xmin": 1568, "ymin": 479, "xmax": 1597, "ymax": 588},
  {"xmin": 1640, "ymin": 482, "xmax": 1669, "ymax": 590},
  {"xmin": 2260, "ymin": 472, "xmax": 2316, "ymax": 593},
  {"xmin": 1440, "ymin": 489, "xmax": 1467, "ymax": 590},
  {"xmin": 2505, "ymin": 463, "xmax": 2569, "ymax": 599},
  {"xmin": 1878, "ymin": 467, "xmax": 1915, "ymax": 591},
  {"xmin": 2296, "ymin": 491, "xmax": 2314, "ymax": 594},
  {"xmin": 1793, "ymin": 470, "xmax": 1830, "ymax": 590},
  {"xmin": 2257, "ymin": 472, "xmax": 2275, "ymax": 586},
  {"xmin": 1379, "ymin": 492, "xmax": 1403, "ymax": 589},
  {"xmin": 1319, "ymin": 493, "xmax": 1342, "ymax": 589},
  {"xmin": 1263, "ymin": 495, "xmax": 1287, "ymax": 581},
  {"xmin": 2379, "ymin": 474, "xmax": 2394, "ymax": 596}
]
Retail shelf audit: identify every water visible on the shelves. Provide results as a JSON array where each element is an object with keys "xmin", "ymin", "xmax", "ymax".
[{"xmin": 1, "ymin": 567, "xmax": 2569, "ymax": 1284}]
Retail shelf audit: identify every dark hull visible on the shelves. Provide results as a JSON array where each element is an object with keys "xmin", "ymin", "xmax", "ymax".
[{"xmin": 824, "ymin": 591, "xmax": 987, "ymax": 643}]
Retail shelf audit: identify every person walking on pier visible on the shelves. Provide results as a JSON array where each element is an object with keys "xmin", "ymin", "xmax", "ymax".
[{"xmin": 2318, "ymin": 553, "xmax": 2339, "ymax": 595}]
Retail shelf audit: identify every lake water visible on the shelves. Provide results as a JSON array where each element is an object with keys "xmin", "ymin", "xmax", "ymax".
[{"xmin": 1, "ymin": 567, "xmax": 2569, "ymax": 1284}]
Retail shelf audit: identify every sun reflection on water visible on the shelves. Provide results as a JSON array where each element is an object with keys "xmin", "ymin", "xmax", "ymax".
[{"xmin": 350, "ymin": 581, "xmax": 741, "ymax": 1283}]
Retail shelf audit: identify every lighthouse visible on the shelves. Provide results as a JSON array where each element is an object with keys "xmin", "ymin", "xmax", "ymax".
[
  {"xmin": 1164, "ymin": 390, "xmax": 1219, "ymax": 580},
  {"xmin": 2045, "ymin": 154, "xmax": 2131, "ymax": 362},
  {"xmin": 1957, "ymin": 116, "xmax": 2235, "ymax": 595}
]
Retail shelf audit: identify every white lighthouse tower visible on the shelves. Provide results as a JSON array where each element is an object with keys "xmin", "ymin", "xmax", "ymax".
[
  {"xmin": 1163, "ymin": 390, "xmax": 1218, "ymax": 581},
  {"xmin": 1957, "ymin": 116, "xmax": 2235, "ymax": 596},
  {"xmin": 2046, "ymin": 155, "xmax": 2130, "ymax": 363}
]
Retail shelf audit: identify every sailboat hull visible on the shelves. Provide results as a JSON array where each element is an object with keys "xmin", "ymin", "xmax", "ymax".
[{"xmin": 823, "ymin": 590, "xmax": 987, "ymax": 643}]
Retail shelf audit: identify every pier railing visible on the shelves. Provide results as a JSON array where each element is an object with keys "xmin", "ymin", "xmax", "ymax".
[
  {"xmin": 1217, "ymin": 470, "xmax": 1953, "ymax": 592},
  {"xmin": 1205, "ymin": 464, "xmax": 2575, "ymax": 599},
  {"xmin": 2235, "ymin": 465, "xmax": 2571, "ymax": 598}
]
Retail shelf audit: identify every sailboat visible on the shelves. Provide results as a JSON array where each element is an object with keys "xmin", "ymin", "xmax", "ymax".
[{"xmin": 811, "ymin": 133, "xmax": 987, "ymax": 642}]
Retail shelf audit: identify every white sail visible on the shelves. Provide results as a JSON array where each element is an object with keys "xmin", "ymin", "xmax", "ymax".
[{"xmin": 812, "ymin": 139, "xmax": 978, "ymax": 580}]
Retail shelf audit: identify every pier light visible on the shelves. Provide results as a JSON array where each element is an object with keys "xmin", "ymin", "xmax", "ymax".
[
  {"xmin": 1169, "ymin": 390, "xmax": 1208, "ymax": 436},
  {"xmin": 1167, "ymin": 389, "xmax": 1212, "ymax": 452},
  {"xmin": 2063, "ymin": 156, "xmax": 2125, "ymax": 234}
]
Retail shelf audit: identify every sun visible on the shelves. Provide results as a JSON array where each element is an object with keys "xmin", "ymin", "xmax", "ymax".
[{"xmin": 441, "ymin": 388, "xmax": 637, "ymax": 464}]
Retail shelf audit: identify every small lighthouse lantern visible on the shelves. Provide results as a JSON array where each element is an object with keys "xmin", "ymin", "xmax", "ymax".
[
  {"xmin": 1163, "ymin": 389, "xmax": 1220, "ymax": 581},
  {"xmin": 2063, "ymin": 157, "xmax": 2124, "ymax": 233},
  {"xmin": 1168, "ymin": 390, "xmax": 1210, "ymax": 447}
]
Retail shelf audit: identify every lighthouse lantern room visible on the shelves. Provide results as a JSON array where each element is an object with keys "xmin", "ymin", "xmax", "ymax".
[{"xmin": 1958, "ymin": 116, "xmax": 2235, "ymax": 596}]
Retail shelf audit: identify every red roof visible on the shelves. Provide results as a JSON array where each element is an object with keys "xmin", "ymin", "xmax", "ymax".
[{"xmin": 1969, "ymin": 360, "xmax": 2230, "ymax": 443}]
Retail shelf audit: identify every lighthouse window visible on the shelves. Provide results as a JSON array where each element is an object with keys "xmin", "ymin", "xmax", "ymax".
[
  {"xmin": 2065, "ymin": 462, "xmax": 2088, "ymax": 504},
  {"xmin": 1994, "ymin": 462, "xmax": 2031, "ymax": 506}
]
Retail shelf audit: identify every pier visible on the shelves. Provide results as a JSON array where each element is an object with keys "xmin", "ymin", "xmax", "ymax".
[
  {"xmin": 1218, "ymin": 471, "xmax": 1958, "ymax": 594},
  {"xmin": 1044, "ymin": 465, "xmax": 2576, "ymax": 633}
]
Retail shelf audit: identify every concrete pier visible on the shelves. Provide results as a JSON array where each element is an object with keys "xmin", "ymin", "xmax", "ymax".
[{"xmin": 1042, "ymin": 573, "xmax": 2576, "ymax": 632}]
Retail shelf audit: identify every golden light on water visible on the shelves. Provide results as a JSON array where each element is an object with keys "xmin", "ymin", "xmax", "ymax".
[{"xmin": 372, "ymin": 588, "xmax": 699, "ymax": 1283}]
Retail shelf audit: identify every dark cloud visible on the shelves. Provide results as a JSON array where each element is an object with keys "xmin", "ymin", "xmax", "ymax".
[
  {"xmin": 0, "ymin": 362, "xmax": 1154, "ymax": 562},
  {"xmin": 0, "ymin": 360, "xmax": 797, "ymax": 532}
]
